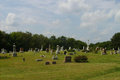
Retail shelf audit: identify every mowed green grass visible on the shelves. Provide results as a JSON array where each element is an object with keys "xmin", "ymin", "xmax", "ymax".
[{"xmin": 0, "ymin": 50, "xmax": 120, "ymax": 80}]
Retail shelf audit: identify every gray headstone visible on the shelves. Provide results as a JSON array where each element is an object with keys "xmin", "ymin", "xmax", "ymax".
[
  {"xmin": 36, "ymin": 59, "xmax": 43, "ymax": 61},
  {"xmin": 12, "ymin": 43, "xmax": 17, "ymax": 57},
  {"xmin": 23, "ymin": 58, "xmax": 25, "ymax": 61},
  {"xmin": 45, "ymin": 61, "xmax": 50, "ymax": 65},
  {"xmin": 69, "ymin": 53, "xmax": 73, "ymax": 55},
  {"xmin": 52, "ymin": 61, "xmax": 56, "ymax": 64}
]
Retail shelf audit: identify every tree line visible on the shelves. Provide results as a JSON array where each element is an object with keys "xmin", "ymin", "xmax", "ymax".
[
  {"xmin": 0, "ymin": 30, "xmax": 87, "ymax": 52},
  {"xmin": 0, "ymin": 30, "xmax": 120, "ymax": 52},
  {"xmin": 89, "ymin": 32, "xmax": 120, "ymax": 50}
]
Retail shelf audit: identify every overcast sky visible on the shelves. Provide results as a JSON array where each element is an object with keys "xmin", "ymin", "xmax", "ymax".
[{"xmin": 0, "ymin": 0, "xmax": 120, "ymax": 43}]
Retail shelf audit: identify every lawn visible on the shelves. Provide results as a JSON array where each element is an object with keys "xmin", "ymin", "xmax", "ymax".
[{"xmin": 0, "ymin": 50, "xmax": 120, "ymax": 80}]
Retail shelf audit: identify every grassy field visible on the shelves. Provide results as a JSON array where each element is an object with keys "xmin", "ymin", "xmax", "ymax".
[{"xmin": 0, "ymin": 50, "xmax": 120, "ymax": 80}]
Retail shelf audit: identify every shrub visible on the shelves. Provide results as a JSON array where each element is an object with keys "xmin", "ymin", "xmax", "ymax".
[
  {"xmin": 67, "ymin": 49, "xmax": 75, "ymax": 52},
  {"xmin": 74, "ymin": 55, "xmax": 88, "ymax": 63},
  {"xmin": 82, "ymin": 50, "xmax": 90, "ymax": 52}
]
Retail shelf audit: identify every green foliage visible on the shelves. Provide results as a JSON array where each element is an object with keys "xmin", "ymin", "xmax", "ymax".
[
  {"xmin": 1, "ymin": 30, "xmax": 120, "ymax": 52},
  {"xmin": 110, "ymin": 32, "xmax": 120, "ymax": 50},
  {"xmin": 74, "ymin": 55, "xmax": 88, "ymax": 62},
  {"xmin": 82, "ymin": 50, "xmax": 90, "ymax": 52},
  {"xmin": 0, "ymin": 30, "xmax": 87, "ymax": 51},
  {"xmin": 90, "ymin": 41, "xmax": 111, "ymax": 50},
  {"xmin": 67, "ymin": 49, "xmax": 75, "ymax": 52}
]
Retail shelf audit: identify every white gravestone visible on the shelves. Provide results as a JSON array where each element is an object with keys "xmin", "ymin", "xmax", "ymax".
[
  {"xmin": 56, "ymin": 45, "xmax": 60, "ymax": 54},
  {"xmin": 87, "ymin": 40, "xmax": 89, "ymax": 50},
  {"xmin": 41, "ymin": 45, "xmax": 43, "ymax": 51}
]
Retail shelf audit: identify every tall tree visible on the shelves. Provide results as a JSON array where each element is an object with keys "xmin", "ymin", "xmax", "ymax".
[{"xmin": 110, "ymin": 32, "xmax": 120, "ymax": 50}]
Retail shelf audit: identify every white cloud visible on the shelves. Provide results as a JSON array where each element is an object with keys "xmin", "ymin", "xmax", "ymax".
[
  {"xmin": 56, "ymin": 0, "xmax": 92, "ymax": 14},
  {"xmin": 79, "ymin": 9, "xmax": 120, "ymax": 34},
  {"xmin": 93, "ymin": 37, "xmax": 101, "ymax": 42},
  {"xmin": 0, "ymin": 13, "xmax": 20, "ymax": 32},
  {"xmin": 0, "ymin": 21, "xmax": 20, "ymax": 32},
  {"xmin": 115, "ymin": 11, "xmax": 120, "ymax": 22},
  {"xmin": 81, "ymin": 10, "xmax": 113, "ymax": 23},
  {"xmin": 80, "ymin": 22, "xmax": 96, "ymax": 28},
  {"xmin": 42, "ymin": 29, "xmax": 57, "ymax": 37},
  {"xmin": 79, "ymin": 22, "xmax": 97, "ymax": 33},
  {"xmin": 71, "ymin": 35, "xmax": 75, "ymax": 38},
  {"xmin": 52, "ymin": 19, "xmax": 60, "ymax": 25},
  {"xmin": 6, "ymin": 13, "xmax": 18, "ymax": 26},
  {"xmin": 79, "ymin": 38, "xmax": 85, "ymax": 41},
  {"xmin": 100, "ymin": 27, "xmax": 113, "ymax": 35},
  {"xmin": 66, "ymin": 18, "xmax": 71, "ymax": 23},
  {"xmin": 22, "ymin": 17, "xmax": 36, "ymax": 24}
]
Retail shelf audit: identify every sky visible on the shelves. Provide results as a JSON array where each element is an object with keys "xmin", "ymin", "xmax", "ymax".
[{"xmin": 0, "ymin": 0, "xmax": 120, "ymax": 44}]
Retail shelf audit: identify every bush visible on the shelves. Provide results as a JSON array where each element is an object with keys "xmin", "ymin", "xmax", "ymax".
[
  {"xmin": 74, "ymin": 55, "xmax": 88, "ymax": 63},
  {"xmin": 67, "ymin": 49, "xmax": 75, "ymax": 52}
]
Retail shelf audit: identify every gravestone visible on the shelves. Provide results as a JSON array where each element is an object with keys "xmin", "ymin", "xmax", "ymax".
[
  {"xmin": 100, "ymin": 47, "xmax": 102, "ymax": 51},
  {"xmin": 83, "ymin": 46, "xmax": 85, "ymax": 50},
  {"xmin": 64, "ymin": 56, "xmax": 71, "ymax": 63},
  {"xmin": 110, "ymin": 50, "xmax": 113, "ymax": 55},
  {"xmin": 34, "ymin": 48, "xmax": 39, "ymax": 53},
  {"xmin": 101, "ymin": 49, "xmax": 107, "ymax": 55},
  {"xmin": 56, "ymin": 45, "xmax": 60, "ymax": 54},
  {"xmin": 9, "ymin": 51, "xmax": 12, "ymax": 53},
  {"xmin": 52, "ymin": 61, "xmax": 56, "ymax": 64},
  {"xmin": 12, "ymin": 43, "xmax": 17, "ymax": 57},
  {"xmin": 45, "ymin": 61, "xmax": 50, "ymax": 65},
  {"xmin": 114, "ymin": 50, "xmax": 117, "ymax": 54},
  {"xmin": 1, "ymin": 48, "xmax": 6, "ymax": 54},
  {"xmin": 105, "ymin": 47, "xmax": 107, "ymax": 49},
  {"xmin": 51, "ymin": 49, "xmax": 55, "ymax": 54},
  {"xmin": 23, "ymin": 58, "xmax": 25, "ymax": 61},
  {"xmin": 117, "ymin": 47, "xmax": 120, "ymax": 53},
  {"xmin": 113, "ymin": 48, "xmax": 114, "ymax": 50},
  {"xmin": 77, "ymin": 48, "xmax": 80, "ymax": 51},
  {"xmin": 96, "ymin": 47, "xmax": 99, "ymax": 50},
  {"xmin": 64, "ymin": 51, "xmax": 67, "ymax": 55},
  {"xmin": 40, "ymin": 55, "xmax": 46, "ymax": 57},
  {"xmin": 73, "ymin": 52, "xmax": 76, "ymax": 54},
  {"xmin": 41, "ymin": 45, "xmax": 43, "ymax": 51},
  {"xmin": 31, "ymin": 48, "xmax": 33, "ymax": 51},
  {"xmin": 19, "ymin": 48, "xmax": 24, "ymax": 53},
  {"xmin": 51, "ymin": 50, "xmax": 53, "ymax": 54},
  {"xmin": 52, "ymin": 54, "xmax": 58, "ymax": 60},
  {"xmin": 28, "ymin": 48, "xmax": 31, "ymax": 52},
  {"xmin": 36, "ymin": 59, "xmax": 43, "ymax": 61},
  {"xmin": 69, "ymin": 53, "xmax": 73, "ymax": 55},
  {"xmin": 61, "ymin": 46, "xmax": 64, "ymax": 51},
  {"xmin": 87, "ymin": 40, "xmax": 89, "ymax": 50},
  {"xmin": 45, "ymin": 48, "xmax": 49, "ymax": 53},
  {"xmin": 69, "ymin": 47, "xmax": 71, "ymax": 50}
]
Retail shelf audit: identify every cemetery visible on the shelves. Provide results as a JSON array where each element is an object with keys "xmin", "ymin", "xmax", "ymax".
[
  {"xmin": 1, "ymin": 47, "xmax": 120, "ymax": 80},
  {"xmin": 0, "ymin": 31, "xmax": 120, "ymax": 80}
]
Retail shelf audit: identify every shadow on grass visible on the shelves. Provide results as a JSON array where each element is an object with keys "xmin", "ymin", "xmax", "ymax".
[{"xmin": 0, "ymin": 56, "xmax": 10, "ymax": 59}]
